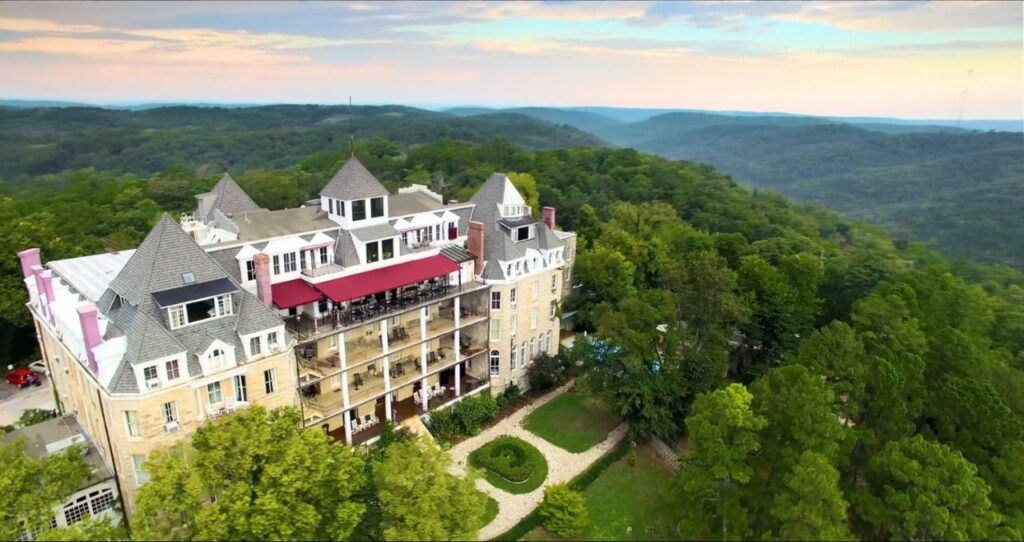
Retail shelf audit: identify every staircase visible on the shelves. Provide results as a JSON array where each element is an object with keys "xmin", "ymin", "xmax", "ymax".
[{"xmin": 650, "ymin": 436, "xmax": 681, "ymax": 472}]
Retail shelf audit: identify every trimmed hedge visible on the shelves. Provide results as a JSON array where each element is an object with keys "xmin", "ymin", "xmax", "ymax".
[
  {"xmin": 470, "ymin": 436, "xmax": 548, "ymax": 494},
  {"xmin": 490, "ymin": 440, "xmax": 631, "ymax": 541}
]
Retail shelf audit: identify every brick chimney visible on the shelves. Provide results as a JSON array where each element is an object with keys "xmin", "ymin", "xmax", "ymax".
[
  {"xmin": 77, "ymin": 304, "xmax": 101, "ymax": 374},
  {"xmin": 542, "ymin": 206, "xmax": 556, "ymax": 230},
  {"xmin": 254, "ymin": 253, "xmax": 273, "ymax": 308},
  {"xmin": 17, "ymin": 247, "xmax": 40, "ymax": 279},
  {"xmin": 468, "ymin": 221, "xmax": 485, "ymax": 276}
]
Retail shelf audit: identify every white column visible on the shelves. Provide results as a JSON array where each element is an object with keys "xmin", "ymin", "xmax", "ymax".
[
  {"xmin": 341, "ymin": 371, "xmax": 350, "ymax": 409},
  {"xmin": 385, "ymin": 392, "xmax": 393, "ymax": 421},
  {"xmin": 339, "ymin": 331, "xmax": 348, "ymax": 370},
  {"xmin": 420, "ymin": 307, "xmax": 430, "ymax": 411},
  {"xmin": 455, "ymin": 362, "xmax": 462, "ymax": 397},
  {"xmin": 343, "ymin": 410, "xmax": 352, "ymax": 445},
  {"xmin": 381, "ymin": 321, "xmax": 393, "ymax": 420},
  {"xmin": 454, "ymin": 296, "xmax": 461, "ymax": 327}
]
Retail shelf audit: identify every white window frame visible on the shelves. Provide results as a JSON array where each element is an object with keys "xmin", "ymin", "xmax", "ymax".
[
  {"xmin": 318, "ymin": 246, "xmax": 329, "ymax": 265},
  {"xmin": 234, "ymin": 374, "xmax": 248, "ymax": 403},
  {"xmin": 131, "ymin": 454, "xmax": 149, "ymax": 484},
  {"xmin": 162, "ymin": 401, "xmax": 178, "ymax": 424},
  {"xmin": 510, "ymin": 314, "xmax": 517, "ymax": 337},
  {"xmin": 511, "ymin": 345, "xmax": 518, "ymax": 370},
  {"xmin": 489, "ymin": 351, "xmax": 500, "ymax": 376},
  {"xmin": 209, "ymin": 348, "xmax": 228, "ymax": 370},
  {"xmin": 491, "ymin": 291, "xmax": 501, "ymax": 311},
  {"xmin": 207, "ymin": 381, "xmax": 223, "ymax": 404},
  {"xmin": 510, "ymin": 288, "xmax": 518, "ymax": 308},
  {"xmin": 169, "ymin": 304, "xmax": 186, "ymax": 329},
  {"xmin": 530, "ymin": 337, "xmax": 536, "ymax": 359},
  {"xmin": 250, "ymin": 336, "xmax": 262, "ymax": 356},
  {"xmin": 268, "ymin": 332, "xmax": 280, "ymax": 351},
  {"xmin": 264, "ymin": 368, "xmax": 277, "ymax": 394},
  {"xmin": 165, "ymin": 358, "xmax": 180, "ymax": 380},
  {"xmin": 245, "ymin": 260, "xmax": 256, "ymax": 281},
  {"xmin": 490, "ymin": 319, "xmax": 501, "ymax": 342},
  {"xmin": 124, "ymin": 410, "xmax": 141, "ymax": 437},
  {"xmin": 273, "ymin": 255, "xmax": 281, "ymax": 275},
  {"xmin": 283, "ymin": 252, "xmax": 297, "ymax": 273}
]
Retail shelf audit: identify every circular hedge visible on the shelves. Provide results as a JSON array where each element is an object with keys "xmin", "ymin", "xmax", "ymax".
[{"xmin": 469, "ymin": 436, "xmax": 548, "ymax": 494}]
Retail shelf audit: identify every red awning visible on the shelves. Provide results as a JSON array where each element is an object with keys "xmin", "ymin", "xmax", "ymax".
[
  {"xmin": 315, "ymin": 255, "xmax": 460, "ymax": 304},
  {"xmin": 272, "ymin": 279, "xmax": 322, "ymax": 309}
]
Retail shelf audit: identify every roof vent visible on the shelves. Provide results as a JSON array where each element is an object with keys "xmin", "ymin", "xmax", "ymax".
[{"xmin": 182, "ymin": 272, "xmax": 195, "ymax": 284}]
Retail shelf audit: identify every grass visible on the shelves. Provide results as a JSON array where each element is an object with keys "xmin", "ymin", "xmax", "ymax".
[
  {"xmin": 470, "ymin": 436, "xmax": 548, "ymax": 494},
  {"xmin": 520, "ymin": 445, "xmax": 678, "ymax": 541},
  {"xmin": 524, "ymin": 390, "xmax": 622, "ymax": 452},
  {"xmin": 478, "ymin": 497, "xmax": 500, "ymax": 530}
]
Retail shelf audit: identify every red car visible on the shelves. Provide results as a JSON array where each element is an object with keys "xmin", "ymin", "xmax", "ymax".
[{"xmin": 5, "ymin": 368, "xmax": 41, "ymax": 388}]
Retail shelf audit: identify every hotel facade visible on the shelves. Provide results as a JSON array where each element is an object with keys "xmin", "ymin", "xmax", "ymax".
[{"xmin": 16, "ymin": 156, "xmax": 574, "ymax": 516}]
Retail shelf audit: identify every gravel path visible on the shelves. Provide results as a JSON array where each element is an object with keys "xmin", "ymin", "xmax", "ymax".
[{"xmin": 448, "ymin": 381, "xmax": 628, "ymax": 540}]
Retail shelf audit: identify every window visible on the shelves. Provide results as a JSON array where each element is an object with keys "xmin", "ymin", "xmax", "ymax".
[
  {"xmin": 434, "ymin": 224, "xmax": 441, "ymax": 241},
  {"xmin": 371, "ymin": 197, "xmax": 385, "ymax": 218},
  {"xmin": 352, "ymin": 199, "xmax": 366, "ymax": 221},
  {"xmin": 169, "ymin": 305, "xmax": 186, "ymax": 329},
  {"xmin": 162, "ymin": 401, "xmax": 177, "ymax": 424},
  {"xmin": 89, "ymin": 488, "xmax": 114, "ymax": 514},
  {"xmin": 489, "ymin": 351, "xmax": 500, "ymax": 376},
  {"xmin": 491, "ymin": 291, "xmax": 501, "ymax": 310},
  {"xmin": 268, "ymin": 332, "xmax": 279, "ymax": 351},
  {"xmin": 245, "ymin": 260, "xmax": 256, "ymax": 281},
  {"xmin": 531, "ymin": 307, "xmax": 538, "ymax": 330},
  {"xmin": 510, "ymin": 288, "xmax": 518, "ymax": 308},
  {"xmin": 131, "ymin": 454, "xmax": 149, "ymax": 484},
  {"xmin": 550, "ymin": 300, "xmax": 558, "ymax": 319},
  {"xmin": 207, "ymin": 381, "xmax": 222, "ymax": 404},
  {"xmin": 511, "ymin": 346, "xmax": 517, "ymax": 370},
  {"xmin": 532, "ymin": 281, "xmax": 539, "ymax": 300},
  {"xmin": 515, "ymin": 226, "xmax": 532, "ymax": 242},
  {"xmin": 64, "ymin": 497, "xmax": 90, "ymax": 525},
  {"xmin": 520, "ymin": 342, "xmax": 527, "ymax": 367},
  {"xmin": 339, "ymin": 199, "xmax": 345, "ymax": 217},
  {"xmin": 273, "ymin": 255, "xmax": 281, "ymax": 275},
  {"xmin": 143, "ymin": 365, "xmax": 158, "ymax": 383},
  {"xmin": 300, "ymin": 250, "xmax": 309, "ymax": 271},
  {"xmin": 124, "ymin": 411, "xmax": 141, "ymax": 437},
  {"xmin": 318, "ymin": 246, "xmax": 329, "ymax": 265},
  {"xmin": 490, "ymin": 319, "xmax": 501, "ymax": 342},
  {"xmin": 530, "ymin": 337, "xmax": 536, "ymax": 359},
  {"xmin": 366, "ymin": 242, "xmax": 379, "ymax": 263},
  {"xmin": 546, "ymin": 331, "xmax": 553, "ymax": 354},
  {"xmin": 264, "ymin": 369, "xmax": 277, "ymax": 394},
  {"xmin": 283, "ymin": 252, "xmax": 297, "ymax": 273},
  {"xmin": 382, "ymin": 239, "xmax": 394, "ymax": 260},
  {"xmin": 216, "ymin": 295, "xmax": 233, "ymax": 316},
  {"xmin": 165, "ymin": 359, "xmax": 180, "ymax": 380},
  {"xmin": 250, "ymin": 336, "xmax": 262, "ymax": 356},
  {"xmin": 329, "ymin": 198, "xmax": 335, "ymax": 215},
  {"xmin": 510, "ymin": 314, "xmax": 518, "ymax": 337},
  {"xmin": 551, "ymin": 274, "xmax": 557, "ymax": 291},
  {"xmin": 506, "ymin": 264, "xmax": 512, "ymax": 277},
  {"xmin": 234, "ymin": 375, "xmax": 248, "ymax": 402},
  {"xmin": 209, "ymin": 348, "xmax": 228, "ymax": 370}
]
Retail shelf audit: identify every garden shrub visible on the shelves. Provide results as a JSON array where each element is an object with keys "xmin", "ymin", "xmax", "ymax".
[
  {"xmin": 452, "ymin": 392, "xmax": 499, "ymax": 435},
  {"xmin": 469, "ymin": 436, "xmax": 548, "ymax": 494},
  {"xmin": 496, "ymin": 384, "xmax": 523, "ymax": 410},
  {"xmin": 539, "ymin": 483, "xmax": 589, "ymax": 537},
  {"xmin": 528, "ymin": 352, "xmax": 569, "ymax": 392},
  {"xmin": 427, "ymin": 409, "xmax": 459, "ymax": 441}
]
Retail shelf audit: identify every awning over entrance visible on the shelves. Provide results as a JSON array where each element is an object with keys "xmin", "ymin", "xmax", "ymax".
[
  {"xmin": 272, "ymin": 279, "xmax": 322, "ymax": 309},
  {"xmin": 315, "ymin": 254, "xmax": 460, "ymax": 304}
]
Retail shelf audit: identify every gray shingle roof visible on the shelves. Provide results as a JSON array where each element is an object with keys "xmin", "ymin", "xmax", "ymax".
[
  {"xmin": 349, "ymin": 223, "xmax": 400, "ymax": 242},
  {"xmin": 334, "ymin": 230, "xmax": 360, "ymax": 267},
  {"xmin": 320, "ymin": 156, "xmax": 389, "ymax": 200},
  {"xmin": 468, "ymin": 173, "xmax": 511, "ymax": 225},
  {"xmin": 202, "ymin": 174, "xmax": 262, "ymax": 222}
]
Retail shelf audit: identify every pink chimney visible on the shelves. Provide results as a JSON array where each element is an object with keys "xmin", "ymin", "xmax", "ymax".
[
  {"xmin": 35, "ymin": 267, "xmax": 57, "ymax": 325},
  {"xmin": 30, "ymin": 265, "xmax": 51, "ymax": 322},
  {"xmin": 77, "ymin": 304, "xmax": 102, "ymax": 374},
  {"xmin": 254, "ymin": 253, "xmax": 273, "ymax": 308},
  {"xmin": 17, "ymin": 248, "xmax": 40, "ymax": 279},
  {"xmin": 468, "ymin": 221, "xmax": 485, "ymax": 276},
  {"xmin": 542, "ymin": 206, "xmax": 556, "ymax": 230}
]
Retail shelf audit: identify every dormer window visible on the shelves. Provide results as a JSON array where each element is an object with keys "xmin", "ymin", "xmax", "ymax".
[
  {"xmin": 167, "ymin": 294, "xmax": 234, "ymax": 330},
  {"xmin": 209, "ymin": 348, "xmax": 228, "ymax": 370},
  {"xmin": 370, "ymin": 197, "xmax": 385, "ymax": 218},
  {"xmin": 514, "ymin": 226, "xmax": 533, "ymax": 242}
]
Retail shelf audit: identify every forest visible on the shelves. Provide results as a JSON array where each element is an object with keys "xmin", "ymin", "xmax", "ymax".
[{"xmin": 0, "ymin": 109, "xmax": 1022, "ymax": 539}]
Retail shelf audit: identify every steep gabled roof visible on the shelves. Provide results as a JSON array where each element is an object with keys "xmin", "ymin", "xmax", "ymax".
[
  {"xmin": 108, "ymin": 214, "xmax": 232, "ymax": 306},
  {"xmin": 320, "ymin": 155, "xmax": 389, "ymax": 200},
  {"xmin": 202, "ymin": 174, "xmax": 261, "ymax": 222}
]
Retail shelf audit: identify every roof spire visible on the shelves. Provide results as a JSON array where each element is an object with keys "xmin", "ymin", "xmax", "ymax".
[{"xmin": 349, "ymin": 96, "xmax": 355, "ymax": 156}]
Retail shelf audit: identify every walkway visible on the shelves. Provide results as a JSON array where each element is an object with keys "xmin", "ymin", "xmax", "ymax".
[{"xmin": 448, "ymin": 381, "xmax": 628, "ymax": 540}]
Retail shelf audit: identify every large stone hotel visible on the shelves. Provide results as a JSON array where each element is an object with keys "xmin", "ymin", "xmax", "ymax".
[{"xmin": 17, "ymin": 156, "xmax": 575, "ymax": 516}]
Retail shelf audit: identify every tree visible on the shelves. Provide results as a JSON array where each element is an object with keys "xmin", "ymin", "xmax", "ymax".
[
  {"xmin": 237, "ymin": 169, "xmax": 306, "ymax": 209},
  {"xmin": 133, "ymin": 406, "xmax": 366, "ymax": 541},
  {"xmin": 854, "ymin": 435, "xmax": 1003, "ymax": 541},
  {"xmin": 736, "ymin": 255, "xmax": 803, "ymax": 377},
  {"xmin": 750, "ymin": 365, "xmax": 849, "ymax": 471},
  {"xmin": 676, "ymin": 384, "xmax": 766, "ymax": 540},
  {"xmin": 925, "ymin": 375, "xmax": 1022, "ymax": 466},
  {"xmin": 0, "ymin": 438, "xmax": 92, "ymax": 540},
  {"xmin": 539, "ymin": 483, "xmax": 589, "ymax": 537},
  {"xmin": 769, "ymin": 451, "xmax": 853, "ymax": 541},
  {"xmin": 527, "ymin": 351, "xmax": 569, "ymax": 392},
  {"xmin": 374, "ymin": 436, "xmax": 487, "ymax": 541},
  {"xmin": 792, "ymin": 321, "xmax": 868, "ymax": 425},
  {"xmin": 985, "ymin": 441, "xmax": 1024, "ymax": 537},
  {"xmin": 661, "ymin": 250, "xmax": 749, "ymax": 355},
  {"xmin": 36, "ymin": 516, "xmax": 130, "ymax": 541}
]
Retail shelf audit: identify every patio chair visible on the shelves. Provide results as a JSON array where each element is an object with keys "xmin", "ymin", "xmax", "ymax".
[
  {"xmin": 364, "ymin": 414, "xmax": 374, "ymax": 427},
  {"xmin": 414, "ymin": 393, "xmax": 421, "ymax": 405},
  {"xmin": 351, "ymin": 418, "xmax": 363, "ymax": 433},
  {"xmin": 370, "ymin": 413, "xmax": 380, "ymax": 425}
]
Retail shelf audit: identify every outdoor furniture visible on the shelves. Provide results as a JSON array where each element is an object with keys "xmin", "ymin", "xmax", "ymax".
[
  {"xmin": 352, "ymin": 417, "xmax": 363, "ymax": 433},
  {"xmin": 370, "ymin": 414, "xmax": 380, "ymax": 425}
]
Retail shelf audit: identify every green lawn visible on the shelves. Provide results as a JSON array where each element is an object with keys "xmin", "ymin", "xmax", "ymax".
[
  {"xmin": 478, "ymin": 496, "xmax": 499, "ymax": 530},
  {"xmin": 522, "ymin": 446, "xmax": 678, "ymax": 541},
  {"xmin": 524, "ymin": 390, "xmax": 622, "ymax": 452}
]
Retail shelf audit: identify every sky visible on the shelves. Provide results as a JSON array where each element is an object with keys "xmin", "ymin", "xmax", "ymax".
[{"xmin": 1, "ymin": 1, "xmax": 1021, "ymax": 119}]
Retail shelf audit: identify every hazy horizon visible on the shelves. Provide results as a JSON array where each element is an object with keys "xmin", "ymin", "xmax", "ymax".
[{"xmin": 1, "ymin": 1, "xmax": 1021, "ymax": 120}]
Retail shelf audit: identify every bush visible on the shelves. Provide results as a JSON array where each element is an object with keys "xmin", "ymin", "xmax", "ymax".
[
  {"xmin": 496, "ymin": 384, "xmax": 523, "ymax": 410},
  {"xmin": 539, "ymin": 483, "xmax": 589, "ymax": 537},
  {"xmin": 18, "ymin": 408, "xmax": 56, "ymax": 428},
  {"xmin": 426, "ymin": 409, "xmax": 459, "ymax": 442},
  {"xmin": 452, "ymin": 393, "xmax": 499, "ymax": 436},
  {"xmin": 528, "ymin": 352, "xmax": 569, "ymax": 392},
  {"xmin": 469, "ymin": 436, "xmax": 548, "ymax": 494}
]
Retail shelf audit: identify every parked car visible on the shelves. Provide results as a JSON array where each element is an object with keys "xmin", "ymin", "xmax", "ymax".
[
  {"xmin": 28, "ymin": 361, "xmax": 48, "ymax": 376},
  {"xmin": 5, "ymin": 368, "xmax": 41, "ymax": 388}
]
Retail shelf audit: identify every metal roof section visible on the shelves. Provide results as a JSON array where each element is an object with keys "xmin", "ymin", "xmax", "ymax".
[{"xmin": 48, "ymin": 250, "xmax": 136, "ymax": 303}]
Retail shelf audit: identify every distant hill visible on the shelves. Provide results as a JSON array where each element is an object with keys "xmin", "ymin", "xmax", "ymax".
[{"xmin": 0, "ymin": 105, "xmax": 600, "ymax": 181}]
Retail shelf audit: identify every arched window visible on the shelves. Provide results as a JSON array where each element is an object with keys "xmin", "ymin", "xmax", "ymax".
[
  {"xmin": 510, "ymin": 346, "xmax": 518, "ymax": 370},
  {"xmin": 489, "ymin": 350, "xmax": 500, "ymax": 376},
  {"xmin": 529, "ymin": 337, "xmax": 536, "ymax": 360},
  {"xmin": 546, "ymin": 330, "xmax": 553, "ymax": 354},
  {"xmin": 209, "ymin": 348, "xmax": 226, "ymax": 369}
]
